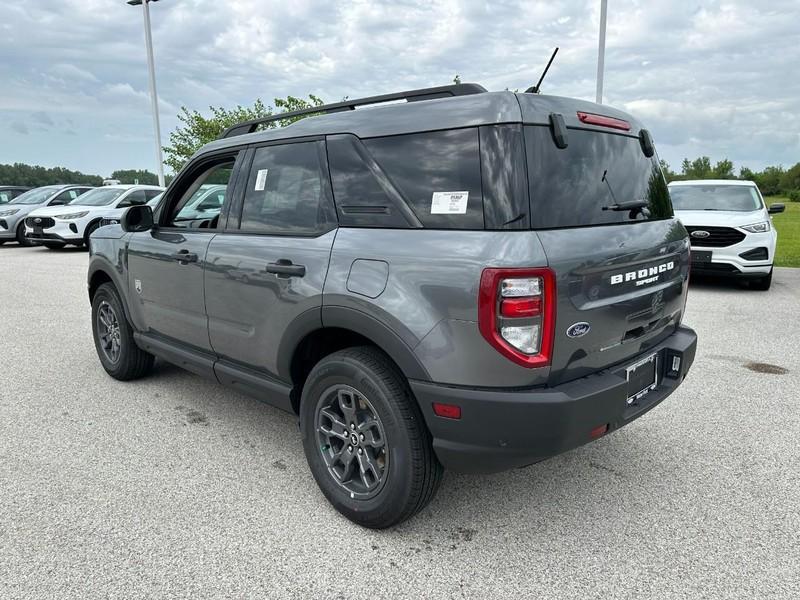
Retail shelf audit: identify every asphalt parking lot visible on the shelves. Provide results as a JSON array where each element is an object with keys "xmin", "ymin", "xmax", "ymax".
[{"xmin": 1, "ymin": 245, "xmax": 798, "ymax": 599}]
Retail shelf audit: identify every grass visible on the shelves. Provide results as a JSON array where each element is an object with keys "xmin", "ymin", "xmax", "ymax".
[{"xmin": 768, "ymin": 196, "xmax": 800, "ymax": 267}]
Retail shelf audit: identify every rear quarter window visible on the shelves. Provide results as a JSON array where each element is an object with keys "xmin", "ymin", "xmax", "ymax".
[
  {"xmin": 525, "ymin": 125, "xmax": 672, "ymax": 228},
  {"xmin": 363, "ymin": 128, "xmax": 484, "ymax": 229}
]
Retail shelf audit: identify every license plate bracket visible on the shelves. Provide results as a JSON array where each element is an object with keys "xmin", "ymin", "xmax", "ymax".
[
  {"xmin": 626, "ymin": 353, "xmax": 658, "ymax": 405},
  {"xmin": 691, "ymin": 250, "xmax": 712, "ymax": 263}
]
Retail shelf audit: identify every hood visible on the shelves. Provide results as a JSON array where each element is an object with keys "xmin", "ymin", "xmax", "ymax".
[
  {"xmin": 674, "ymin": 209, "xmax": 767, "ymax": 228},
  {"xmin": 28, "ymin": 205, "xmax": 105, "ymax": 218}
]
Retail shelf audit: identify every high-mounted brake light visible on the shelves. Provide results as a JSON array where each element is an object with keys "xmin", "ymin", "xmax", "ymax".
[
  {"xmin": 478, "ymin": 268, "xmax": 556, "ymax": 368},
  {"xmin": 577, "ymin": 111, "xmax": 631, "ymax": 131}
]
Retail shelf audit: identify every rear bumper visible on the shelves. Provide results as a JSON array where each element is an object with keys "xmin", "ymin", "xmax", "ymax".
[{"xmin": 411, "ymin": 325, "xmax": 697, "ymax": 473}]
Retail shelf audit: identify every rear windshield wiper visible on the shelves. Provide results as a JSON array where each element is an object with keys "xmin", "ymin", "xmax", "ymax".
[{"xmin": 602, "ymin": 200, "xmax": 649, "ymax": 212}]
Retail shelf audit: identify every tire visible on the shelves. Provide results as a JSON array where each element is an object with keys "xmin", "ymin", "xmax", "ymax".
[
  {"xmin": 16, "ymin": 222, "xmax": 32, "ymax": 247},
  {"xmin": 91, "ymin": 282, "xmax": 154, "ymax": 380},
  {"xmin": 750, "ymin": 268, "xmax": 773, "ymax": 291},
  {"xmin": 42, "ymin": 242, "xmax": 65, "ymax": 250},
  {"xmin": 0, "ymin": 240, "xmax": 5, "ymax": 245},
  {"xmin": 300, "ymin": 346, "xmax": 442, "ymax": 529},
  {"xmin": 84, "ymin": 221, "xmax": 101, "ymax": 248}
]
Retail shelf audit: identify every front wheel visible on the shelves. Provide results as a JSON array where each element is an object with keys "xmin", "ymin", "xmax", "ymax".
[
  {"xmin": 91, "ymin": 282, "xmax": 154, "ymax": 380},
  {"xmin": 300, "ymin": 347, "xmax": 442, "ymax": 529},
  {"xmin": 16, "ymin": 222, "xmax": 32, "ymax": 247}
]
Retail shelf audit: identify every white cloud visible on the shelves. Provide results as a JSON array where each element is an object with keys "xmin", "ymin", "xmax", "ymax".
[{"xmin": 0, "ymin": 0, "xmax": 797, "ymax": 174}]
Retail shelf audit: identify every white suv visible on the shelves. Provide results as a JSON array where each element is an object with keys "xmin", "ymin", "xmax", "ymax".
[
  {"xmin": 25, "ymin": 185, "xmax": 163, "ymax": 249},
  {"xmin": 669, "ymin": 180, "xmax": 784, "ymax": 290}
]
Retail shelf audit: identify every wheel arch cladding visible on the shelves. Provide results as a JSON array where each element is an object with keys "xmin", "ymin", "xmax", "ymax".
[
  {"xmin": 87, "ymin": 265, "xmax": 134, "ymax": 326},
  {"xmin": 287, "ymin": 320, "xmax": 431, "ymax": 414}
]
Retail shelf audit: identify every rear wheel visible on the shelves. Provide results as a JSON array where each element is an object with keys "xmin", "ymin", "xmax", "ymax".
[
  {"xmin": 750, "ymin": 268, "xmax": 773, "ymax": 291},
  {"xmin": 16, "ymin": 222, "xmax": 32, "ymax": 247},
  {"xmin": 91, "ymin": 282, "xmax": 154, "ymax": 380},
  {"xmin": 300, "ymin": 347, "xmax": 442, "ymax": 529}
]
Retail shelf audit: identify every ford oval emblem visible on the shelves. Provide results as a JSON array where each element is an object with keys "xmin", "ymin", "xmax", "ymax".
[
  {"xmin": 566, "ymin": 322, "xmax": 591, "ymax": 338},
  {"xmin": 691, "ymin": 230, "xmax": 710, "ymax": 239}
]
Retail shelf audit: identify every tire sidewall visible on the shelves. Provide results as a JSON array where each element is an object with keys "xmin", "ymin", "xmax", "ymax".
[
  {"xmin": 91, "ymin": 284, "xmax": 134, "ymax": 377},
  {"xmin": 300, "ymin": 354, "xmax": 419, "ymax": 523}
]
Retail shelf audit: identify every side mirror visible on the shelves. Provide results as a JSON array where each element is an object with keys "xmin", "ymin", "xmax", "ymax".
[
  {"xmin": 768, "ymin": 203, "xmax": 785, "ymax": 214},
  {"xmin": 121, "ymin": 204, "xmax": 154, "ymax": 232}
]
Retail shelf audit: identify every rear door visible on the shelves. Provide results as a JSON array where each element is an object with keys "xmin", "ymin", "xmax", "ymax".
[
  {"xmin": 523, "ymin": 123, "xmax": 689, "ymax": 385},
  {"xmin": 204, "ymin": 138, "xmax": 338, "ymax": 381}
]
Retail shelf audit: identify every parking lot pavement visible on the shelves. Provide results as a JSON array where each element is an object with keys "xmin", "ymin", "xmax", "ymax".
[{"xmin": 0, "ymin": 244, "xmax": 798, "ymax": 599}]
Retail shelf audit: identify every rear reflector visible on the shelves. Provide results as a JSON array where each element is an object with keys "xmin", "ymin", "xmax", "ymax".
[
  {"xmin": 432, "ymin": 402, "xmax": 462, "ymax": 420},
  {"xmin": 577, "ymin": 111, "xmax": 631, "ymax": 131},
  {"xmin": 590, "ymin": 424, "xmax": 609, "ymax": 439}
]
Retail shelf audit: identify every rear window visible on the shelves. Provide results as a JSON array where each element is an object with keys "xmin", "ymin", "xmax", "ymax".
[
  {"xmin": 525, "ymin": 126, "xmax": 672, "ymax": 228},
  {"xmin": 363, "ymin": 128, "xmax": 484, "ymax": 229}
]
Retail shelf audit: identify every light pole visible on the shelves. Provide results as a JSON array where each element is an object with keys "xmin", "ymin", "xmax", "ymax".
[
  {"xmin": 596, "ymin": 0, "xmax": 608, "ymax": 104},
  {"xmin": 127, "ymin": 0, "xmax": 165, "ymax": 187}
]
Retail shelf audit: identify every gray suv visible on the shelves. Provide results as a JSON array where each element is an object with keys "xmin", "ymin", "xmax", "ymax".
[{"xmin": 87, "ymin": 83, "xmax": 697, "ymax": 528}]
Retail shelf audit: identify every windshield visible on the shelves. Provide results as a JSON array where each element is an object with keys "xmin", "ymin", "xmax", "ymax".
[
  {"xmin": 70, "ymin": 188, "xmax": 126, "ymax": 207},
  {"xmin": 669, "ymin": 185, "xmax": 763, "ymax": 212},
  {"xmin": 9, "ymin": 186, "xmax": 60, "ymax": 205}
]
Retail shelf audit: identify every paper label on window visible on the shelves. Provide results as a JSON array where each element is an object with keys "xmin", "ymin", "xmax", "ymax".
[
  {"xmin": 254, "ymin": 169, "xmax": 269, "ymax": 191},
  {"xmin": 431, "ymin": 191, "xmax": 468, "ymax": 214}
]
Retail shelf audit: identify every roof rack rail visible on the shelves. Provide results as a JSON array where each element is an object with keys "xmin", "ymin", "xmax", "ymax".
[{"xmin": 218, "ymin": 83, "xmax": 488, "ymax": 139}]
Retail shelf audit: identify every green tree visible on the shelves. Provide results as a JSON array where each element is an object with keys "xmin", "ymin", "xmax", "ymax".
[
  {"xmin": 754, "ymin": 165, "xmax": 785, "ymax": 196},
  {"xmin": 659, "ymin": 159, "xmax": 677, "ymax": 182},
  {"xmin": 778, "ymin": 162, "xmax": 800, "ymax": 193},
  {"xmin": 711, "ymin": 159, "xmax": 735, "ymax": 179},
  {"xmin": 0, "ymin": 162, "xmax": 103, "ymax": 187},
  {"xmin": 163, "ymin": 95, "xmax": 324, "ymax": 173},
  {"xmin": 110, "ymin": 169, "xmax": 160, "ymax": 185}
]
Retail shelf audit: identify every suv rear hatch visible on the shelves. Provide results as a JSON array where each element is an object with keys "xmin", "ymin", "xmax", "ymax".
[{"xmin": 518, "ymin": 95, "xmax": 690, "ymax": 386}]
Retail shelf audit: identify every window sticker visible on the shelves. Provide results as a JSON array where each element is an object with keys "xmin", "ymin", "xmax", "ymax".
[
  {"xmin": 254, "ymin": 169, "xmax": 269, "ymax": 191},
  {"xmin": 431, "ymin": 191, "xmax": 468, "ymax": 214}
]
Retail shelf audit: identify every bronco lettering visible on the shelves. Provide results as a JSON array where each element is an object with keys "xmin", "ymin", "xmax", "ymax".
[{"xmin": 610, "ymin": 261, "xmax": 675, "ymax": 285}]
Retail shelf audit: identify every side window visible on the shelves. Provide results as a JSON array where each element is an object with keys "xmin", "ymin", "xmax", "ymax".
[
  {"xmin": 363, "ymin": 128, "xmax": 484, "ymax": 229},
  {"xmin": 167, "ymin": 159, "xmax": 235, "ymax": 229},
  {"xmin": 118, "ymin": 190, "xmax": 147, "ymax": 207},
  {"xmin": 49, "ymin": 189, "xmax": 79, "ymax": 205},
  {"xmin": 327, "ymin": 135, "xmax": 413, "ymax": 228},
  {"xmin": 144, "ymin": 189, "xmax": 162, "ymax": 201},
  {"xmin": 240, "ymin": 141, "xmax": 333, "ymax": 234}
]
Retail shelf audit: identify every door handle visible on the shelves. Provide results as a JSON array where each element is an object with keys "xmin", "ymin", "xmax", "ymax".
[
  {"xmin": 170, "ymin": 249, "xmax": 198, "ymax": 264},
  {"xmin": 265, "ymin": 259, "xmax": 306, "ymax": 278}
]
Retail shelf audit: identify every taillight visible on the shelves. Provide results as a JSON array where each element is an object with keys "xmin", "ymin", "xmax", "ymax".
[
  {"xmin": 478, "ymin": 268, "xmax": 556, "ymax": 368},
  {"xmin": 576, "ymin": 111, "xmax": 631, "ymax": 131}
]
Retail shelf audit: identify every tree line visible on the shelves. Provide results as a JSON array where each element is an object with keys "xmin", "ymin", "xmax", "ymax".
[
  {"xmin": 0, "ymin": 163, "xmax": 169, "ymax": 188},
  {"xmin": 661, "ymin": 157, "xmax": 800, "ymax": 200}
]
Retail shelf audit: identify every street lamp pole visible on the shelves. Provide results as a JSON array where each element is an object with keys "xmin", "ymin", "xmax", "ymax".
[
  {"xmin": 128, "ymin": 0, "xmax": 165, "ymax": 187},
  {"xmin": 596, "ymin": 0, "xmax": 608, "ymax": 104}
]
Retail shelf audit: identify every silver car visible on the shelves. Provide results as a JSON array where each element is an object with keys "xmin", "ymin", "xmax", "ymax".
[{"xmin": 0, "ymin": 185, "xmax": 93, "ymax": 246}]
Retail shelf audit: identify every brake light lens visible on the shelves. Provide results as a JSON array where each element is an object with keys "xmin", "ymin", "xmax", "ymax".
[
  {"xmin": 577, "ymin": 111, "xmax": 631, "ymax": 131},
  {"xmin": 478, "ymin": 268, "xmax": 556, "ymax": 368}
]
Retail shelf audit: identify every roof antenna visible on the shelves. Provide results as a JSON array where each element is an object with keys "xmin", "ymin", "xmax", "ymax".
[{"xmin": 525, "ymin": 47, "xmax": 559, "ymax": 94}]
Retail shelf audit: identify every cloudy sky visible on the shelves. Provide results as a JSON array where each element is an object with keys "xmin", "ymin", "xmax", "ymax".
[{"xmin": 1, "ymin": 0, "xmax": 798, "ymax": 176}]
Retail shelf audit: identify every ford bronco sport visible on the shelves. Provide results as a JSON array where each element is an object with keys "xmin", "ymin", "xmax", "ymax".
[{"xmin": 87, "ymin": 83, "xmax": 697, "ymax": 528}]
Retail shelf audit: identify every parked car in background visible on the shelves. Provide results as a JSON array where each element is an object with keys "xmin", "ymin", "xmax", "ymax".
[
  {"xmin": 25, "ymin": 185, "xmax": 163, "ymax": 249},
  {"xmin": 99, "ymin": 192, "xmax": 164, "ymax": 228},
  {"xmin": 669, "ymin": 180, "xmax": 784, "ymax": 290},
  {"xmin": 0, "ymin": 186, "xmax": 31, "ymax": 205},
  {"xmin": 0, "ymin": 185, "xmax": 93, "ymax": 246}
]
